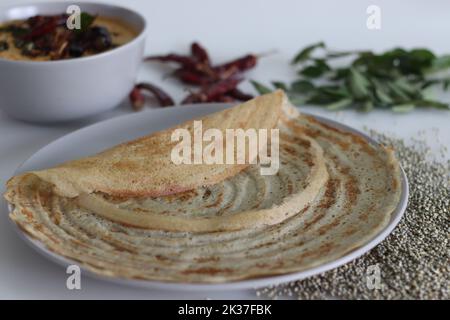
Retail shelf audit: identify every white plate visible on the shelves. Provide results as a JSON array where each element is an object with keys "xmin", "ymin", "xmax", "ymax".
[{"xmin": 7, "ymin": 104, "xmax": 409, "ymax": 291}]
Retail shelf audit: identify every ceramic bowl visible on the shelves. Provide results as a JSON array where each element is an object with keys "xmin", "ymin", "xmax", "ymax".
[{"xmin": 0, "ymin": 1, "xmax": 147, "ymax": 122}]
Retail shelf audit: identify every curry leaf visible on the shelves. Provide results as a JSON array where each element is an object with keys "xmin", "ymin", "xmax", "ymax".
[
  {"xmin": 250, "ymin": 80, "xmax": 272, "ymax": 95},
  {"xmin": 256, "ymin": 42, "xmax": 450, "ymax": 112},
  {"xmin": 288, "ymin": 95, "xmax": 308, "ymax": 106},
  {"xmin": 361, "ymin": 100, "xmax": 374, "ymax": 112},
  {"xmin": 291, "ymin": 80, "xmax": 315, "ymax": 93},
  {"xmin": 271, "ymin": 81, "xmax": 289, "ymax": 91},
  {"xmin": 299, "ymin": 59, "xmax": 331, "ymax": 78},
  {"xmin": 325, "ymin": 98, "xmax": 353, "ymax": 111},
  {"xmin": 392, "ymin": 104, "xmax": 416, "ymax": 113},
  {"xmin": 77, "ymin": 12, "xmax": 97, "ymax": 33},
  {"xmin": 413, "ymin": 99, "xmax": 449, "ymax": 110},
  {"xmin": 291, "ymin": 42, "xmax": 325, "ymax": 64},
  {"xmin": 430, "ymin": 54, "xmax": 450, "ymax": 71},
  {"xmin": 347, "ymin": 67, "xmax": 370, "ymax": 100}
]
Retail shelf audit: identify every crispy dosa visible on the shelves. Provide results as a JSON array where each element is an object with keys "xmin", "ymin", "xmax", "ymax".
[
  {"xmin": 8, "ymin": 91, "xmax": 286, "ymax": 198},
  {"xmin": 4, "ymin": 92, "xmax": 402, "ymax": 283}
]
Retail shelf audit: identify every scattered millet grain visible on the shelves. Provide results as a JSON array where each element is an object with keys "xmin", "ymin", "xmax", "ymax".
[{"xmin": 256, "ymin": 132, "xmax": 449, "ymax": 300}]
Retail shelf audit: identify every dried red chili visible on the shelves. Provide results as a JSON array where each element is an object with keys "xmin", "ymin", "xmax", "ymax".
[
  {"xmin": 174, "ymin": 68, "xmax": 212, "ymax": 85},
  {"xmin": 135, "ymin": 82, "xmax": 175, "ymax": 107},
  {"xmin": 213, "ymin": 54, "xmax": 257, "ymax": 75},
  {"xmin": 138, "ymin": 42, "xmax": 259, "ymax": 108},
  {"xmin": 145, "ymin": 54, "xmax": 214, "ymax": 76},
  {"xmin": 181, "ymin": 78, "xmax": 243, "ymax": 104},
  {"xmin": 191, "ymin": 42, "xmax": 210, "ymax": 65},
  {"xmin": 129, "ymin": 87, "xmax": 145, "ymax": 111},
  {"xmin": 228, "ymin": 88, "xmax": 254, "ymax": 101},
  {"xmin": 23, "ymin": 15, "xmax": 67, "ymax": 40}
]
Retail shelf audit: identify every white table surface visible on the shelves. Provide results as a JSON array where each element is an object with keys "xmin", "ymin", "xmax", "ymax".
[{"xmin": 0, "ymin": 0, "xmax": 448, "ymax": 299}]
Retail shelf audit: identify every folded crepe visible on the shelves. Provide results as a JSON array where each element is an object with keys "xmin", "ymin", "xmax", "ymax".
[
  {"xmin": 4, "ymin": 91, "xmax": 402, "ymax": 283},
  {"xmin": 11, "ymin": 91, "xmax": 286, "ymax": 199}
]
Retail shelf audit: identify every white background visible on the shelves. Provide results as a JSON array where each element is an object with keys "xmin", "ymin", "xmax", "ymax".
[{"xmin": 0, "ymin": 0, "xmax": 449, "ymax": 299}]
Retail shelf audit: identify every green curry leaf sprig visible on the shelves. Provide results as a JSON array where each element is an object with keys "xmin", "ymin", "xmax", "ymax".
[{"xmin": 252, "ymin": 42, "xmax": 450, "ymax": 112}]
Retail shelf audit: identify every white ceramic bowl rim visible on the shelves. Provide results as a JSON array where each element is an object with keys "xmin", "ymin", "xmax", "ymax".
[{"xmin": 0, "ymin": 1, "xmax": 147, "ymax": 65}]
